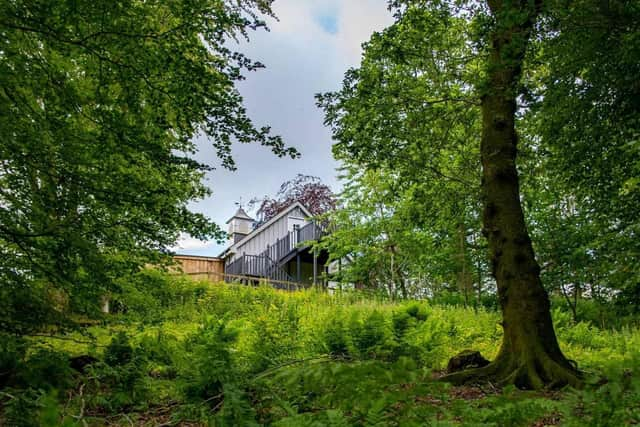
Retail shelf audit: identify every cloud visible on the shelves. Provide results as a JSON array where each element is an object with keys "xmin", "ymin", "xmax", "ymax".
[
  {"xmin": 176, "ymin": 0, "xmax": 393, "ymax": 257},
  {"xmin": 336, "ymin": 0, "xmax": 394, "ymax": 59},
  {"xmin": 262, "ymin": 0, "xmax": 393, "ymax": 64},
  {"xmin": 171, "ymin": 234, "xmax": 217, "ymax": 252}
]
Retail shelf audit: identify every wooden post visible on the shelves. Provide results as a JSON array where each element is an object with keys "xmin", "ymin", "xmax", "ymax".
[
  {"xmin": 100, "ymin": 295, "xmax": 110, "ymax": 314},
  {"xmin": 296, "ymin": 253, "xmax": 301, "ymax": 283},
  {"xmin": 313, "ymin": 250, "xmax": 317, "ymax": 287}
]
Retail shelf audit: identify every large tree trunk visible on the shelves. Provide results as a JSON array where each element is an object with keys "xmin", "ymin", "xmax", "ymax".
[{"xmin": 443, "ymin": 0, "xmax": 582, "ymax": 389}]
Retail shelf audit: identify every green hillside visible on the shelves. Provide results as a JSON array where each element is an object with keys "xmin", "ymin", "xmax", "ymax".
[{"xmin": 2, "ymin": 275, "xmax": 638, "ymax": 426}]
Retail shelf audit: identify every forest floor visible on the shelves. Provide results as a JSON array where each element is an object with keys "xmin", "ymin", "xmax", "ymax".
[{"xmin": 4, "ymin": 277, "xmax": 640, "ymax": 426}]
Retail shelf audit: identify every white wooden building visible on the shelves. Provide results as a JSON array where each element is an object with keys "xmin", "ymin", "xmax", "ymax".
[{"xmin": 220, "ymin": 202, "xmax": 327, "ymax": 286}]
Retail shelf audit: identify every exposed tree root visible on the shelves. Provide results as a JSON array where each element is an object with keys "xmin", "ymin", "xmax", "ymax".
[{"xmin": 440, "ymin": 350, "xmax": 583, "ymax": 390}]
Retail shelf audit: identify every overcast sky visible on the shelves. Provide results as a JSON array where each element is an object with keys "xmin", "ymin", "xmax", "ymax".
[{"xmin": 173, "ymin": 0, "xmax": 394, "ymax": 257}]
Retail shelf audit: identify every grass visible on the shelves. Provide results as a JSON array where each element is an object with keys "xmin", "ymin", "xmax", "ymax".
[{"xmin": 5, "ymin": 277, "xmax": 640, "ymax": 426}]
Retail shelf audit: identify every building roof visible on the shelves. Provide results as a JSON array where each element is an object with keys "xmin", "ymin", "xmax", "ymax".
[
  {"xmin": 225, "ymin": 206, "xmax": 253, "ymax": 224},
  {"xmin": 219, "ymin": 201, "xmax": 313, "ymax": 258},
  {"xmin": 173, "ymin": 254, "xmax": 222, "ymax": 261}
]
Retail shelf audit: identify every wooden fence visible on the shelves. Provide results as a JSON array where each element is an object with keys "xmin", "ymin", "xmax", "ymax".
[{"xmin": 173, "ymin": 255, "xmax": 224, "ymax": 275}]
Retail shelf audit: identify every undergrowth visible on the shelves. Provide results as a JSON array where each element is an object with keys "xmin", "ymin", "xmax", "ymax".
[{"xmin": 1, "ymin": 273, "xmax": 639, "ymax": 425}]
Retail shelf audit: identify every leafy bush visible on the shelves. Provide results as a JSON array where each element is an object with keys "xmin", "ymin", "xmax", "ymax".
[
  {"xmin": 113, "ymin": 269, "xmax": 208, "ymax": 321},
  {"xmin": 178, "ymin": 319, "xmax": 257, "ymax": 425},
  {"xmin": 2, "ymin": 388, "xmax": 46, "ymax": 427},
  {"xmin": 0, "ymin": 282, "xmax": 65, "ymax": 335},
  {"xmin": 17, "ymin": 349, "xmax": 73, "ymax": 391},
  {"xmin": 247, "ymin": 306, "xmax": 301, "ymax": 373},
  {"xmin": 138, "ymin": 330, "xmax": 177, "ymax": 363},
  {"xmin": 403, "ymin": 302, "xmax": 429, "ymax": 322},
  {"xmin": 83, "ymin": 332, "xmax": 149, "ymax": 412},
  {"xmin": 350, "ymin": 311, "xmax": 390, "ymax": 359},
  {"xmin": 104, "ymin": 331, "xmax": 134, "ymax": 366},
  {"xmin": 391, "ymin": 311, "xmax": 413, "ymax": 341},
  {"xmin": 0, "ymin": 333, "xmax": 27, "ymax": 388},
  {"xmin": 181, "ymin": 320, "xmax": 237, "ymax": 401},
  {"xmin": 324, "ymin": 317, "xmax": 351, "ymax": 357}
]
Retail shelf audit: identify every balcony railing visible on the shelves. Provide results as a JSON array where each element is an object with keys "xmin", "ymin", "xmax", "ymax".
[{"xmin": 225, "ymin": 221, "xmax": 325, "ymax": 283}]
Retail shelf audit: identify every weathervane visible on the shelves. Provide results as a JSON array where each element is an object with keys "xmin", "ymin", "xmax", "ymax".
[{"xmin": 235, "ymin": 197, "xmax": 244, "ymax": 209}]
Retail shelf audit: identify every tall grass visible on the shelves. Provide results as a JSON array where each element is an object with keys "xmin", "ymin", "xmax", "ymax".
[{"xmin": 3, "ymin": 276, "xmax": 639, "ymax": 426}]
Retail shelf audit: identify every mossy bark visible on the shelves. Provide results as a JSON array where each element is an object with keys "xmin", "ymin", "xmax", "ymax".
[{"xmin": 442, "ymin": 0, "xmax": 582, "ymax": 390}]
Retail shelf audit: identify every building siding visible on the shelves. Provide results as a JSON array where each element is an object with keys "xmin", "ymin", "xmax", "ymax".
[{"xmin": 226, "ymin": 205, "xmax": 311, "ymax": 263}]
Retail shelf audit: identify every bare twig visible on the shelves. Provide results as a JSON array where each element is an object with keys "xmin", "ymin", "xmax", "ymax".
[
  {"xmin": 71, "ymin": 383, "xmax": 87, "ymax": 427},
  {"xmin": 202, "ymin": 392, "xmax": 224, "ymax": 404},
  {"xmin": 210, "ymin": 399, "xmax": 224, "ymax": 414},
  {"xmin": 0, "ymin": 391, "xmax": 16, "ymax": 400},
  {"xmin": 121, "ymin": 413, "xmax": 134, "ymax": 426}
]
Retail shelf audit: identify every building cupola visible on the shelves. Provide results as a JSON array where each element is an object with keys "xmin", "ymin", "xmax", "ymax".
[{"xmin": 226, "ymin": 206, "xmax": 254, "ymax": 244}]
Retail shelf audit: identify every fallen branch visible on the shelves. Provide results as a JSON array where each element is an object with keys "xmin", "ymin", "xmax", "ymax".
[{"xmin": 71, "ymin": 383, "xmax": 86, "ymax": 425}]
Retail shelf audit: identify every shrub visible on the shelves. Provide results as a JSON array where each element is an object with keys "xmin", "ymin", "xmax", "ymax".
[
  {"xmin": 391, "ymin": 311, "xmax": 412, "ymax": 340},
  {"xmin": 324, "ymin": 317, "xmax": 350, "ymax": 358},
  {"xmin": 113, "ymin": 270, "xmax": 208, "ymax": 321},
  {"xmin": 86, "ymin": 361, "xmax": 148, "ymax": 412},
  {"xmin": 0, "ymin": 333, "xmax": 27, "ymax": 388},
  {"xmin": 17, "ymin": 349, "xmax": 73, "ymax": 391},
  {"xmin": 180, "ymin": 320, "xmax": 239, "ymax": 401},
  {"xmin": 138, "ymin": 330, "xmax": 180, "ymax": 366},
  {"xmin": 178, "ymin": 319, "xmax": 258, "ymax": 425},
  {"xmin": 104, "ymin": 331, "xmax": 134, "ymax": 367},
  {"xmin": 403, "ymin": 302, "xmax": 429, "ymax": 322},
  {"xmin": 84, "ymin": 332, "xmax": 148, "ymax": 412},
  {"xmin": 2, "ymin": 388, "xmax": 45, "ymax": 427},
  {"xmin": 349, "ymin": 311, "xmax": 390, "ymax": 359}
]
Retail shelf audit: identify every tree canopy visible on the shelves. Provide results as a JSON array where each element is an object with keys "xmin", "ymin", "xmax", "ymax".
[
  {"xmin": 0, "ymin": 0, "xmax": 297, "ymax": 332},
  {"xmin": 249, "ymin": 174, "xmax": 336, "ymax": 225},
  {"xmin": 319, "ymin": 0, "xmax": 640, "ymax": 389}
]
